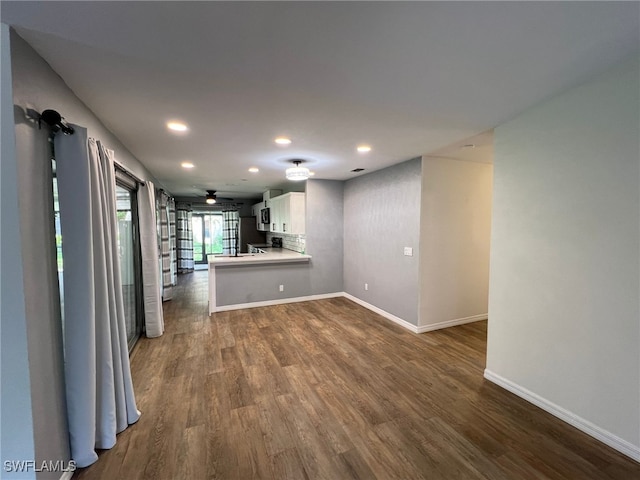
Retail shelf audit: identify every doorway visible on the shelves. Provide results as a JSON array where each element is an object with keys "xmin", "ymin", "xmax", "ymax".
[{"xmin": 191, "ymin": 213, "xmax": 223, "ymax": 263}]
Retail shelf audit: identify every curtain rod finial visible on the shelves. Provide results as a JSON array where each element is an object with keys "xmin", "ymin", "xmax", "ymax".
[{"xmin": 40, "ymin": 109, "xmax": 74, "ymax": 135}]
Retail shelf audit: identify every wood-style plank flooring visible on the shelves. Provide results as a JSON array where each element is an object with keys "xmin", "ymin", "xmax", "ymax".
[{"xmin": 74, "ymin": 271, "xmax": 640, "ymax": 479}]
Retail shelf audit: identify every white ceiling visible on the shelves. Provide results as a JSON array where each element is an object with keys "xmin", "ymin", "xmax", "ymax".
[{"xmin": 2, "ymin": 1, "xmax": 638, "ymax": 199}]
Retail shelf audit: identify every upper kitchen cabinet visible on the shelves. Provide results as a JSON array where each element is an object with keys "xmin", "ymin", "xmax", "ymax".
[
  {"xmin": 253, "ymin": 189, "xmax": 283, "ymax": 232},
  {"xmin": 253, "ymin": 201, "xmax": 269, "ymax": 231},
  {"xmin": 270, "ymin": 192, "xmax": 305, "ymax": 235}
]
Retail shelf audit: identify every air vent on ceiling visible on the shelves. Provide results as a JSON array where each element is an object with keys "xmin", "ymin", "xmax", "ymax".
[{"xmin": 351, "ymin": 168, "xmax": 365, "ymax": 173}]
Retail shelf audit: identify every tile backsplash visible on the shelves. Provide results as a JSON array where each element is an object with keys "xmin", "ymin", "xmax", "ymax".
[{"xmin": 267, "ymin": 232, "xmax": 306, "ymax": 253}]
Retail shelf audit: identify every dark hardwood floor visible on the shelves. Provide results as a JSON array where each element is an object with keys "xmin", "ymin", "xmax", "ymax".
[{"xmin": 74, "ymin": 271, "xmax": 640, "ymax": 479}]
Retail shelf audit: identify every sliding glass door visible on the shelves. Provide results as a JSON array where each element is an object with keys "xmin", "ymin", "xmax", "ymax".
[
  {"xmin": 116, "ymin": 183, "xmax": 144, "ymax": 350},
  {"xmin": 192, "ymin": 213, "xmax": 223, "ymax": 263},
  {"xmin": 52, "ymin": 158, "xmax": 144, "ymax": 352}
]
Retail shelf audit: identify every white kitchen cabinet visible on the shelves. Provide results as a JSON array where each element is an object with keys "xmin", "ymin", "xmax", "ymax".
[
  {"xmin": 252, "ymin": 190, "xmax": 284, "ymax": 232},
  {"xmin": 253, "ymin": 200, "xmax": 272, "ymax": 231},
  {"xmin": 270, "ymin": 192, "xmax": 305, "ymax": 234},
  {"xmin": 269, "ymin": 195, "xmax": 281, "ymax": 232}
]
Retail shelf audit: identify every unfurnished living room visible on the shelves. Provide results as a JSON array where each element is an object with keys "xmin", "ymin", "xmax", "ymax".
[{"xmin": 1, "ymin": 2, "xmax": 639, "ymax": 480}]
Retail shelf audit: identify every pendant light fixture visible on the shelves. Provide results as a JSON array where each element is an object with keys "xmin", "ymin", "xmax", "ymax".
[
  {"xmin": 205, "ymin": 190, "xmax": 217, "ymax": 204},
  {"xmin": 285, "ymin": 160, "xmax": 310, "ymax": 181}
]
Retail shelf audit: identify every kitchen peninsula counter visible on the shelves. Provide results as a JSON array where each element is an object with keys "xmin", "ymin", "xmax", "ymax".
[
  {"xmin": 207, "ymin": 248, "xmax": 311, "ymax": 267},
  {"xmin": 208, "ymin": 249, "xmax": 312, "ymax": 314}
]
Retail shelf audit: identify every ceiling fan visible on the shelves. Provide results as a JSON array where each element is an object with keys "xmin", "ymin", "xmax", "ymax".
[
  {"xmin": 204, "ymin": 190, "xmax": 236, "ymax": 205},
  {"xmin": 188, "ymin": 189, "xmax": 246, "ymax": 209}
]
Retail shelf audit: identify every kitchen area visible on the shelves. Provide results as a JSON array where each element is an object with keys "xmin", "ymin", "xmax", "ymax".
[{"xmin": 207, "ymin": 189, "xmax": 313, "ymax": 314}]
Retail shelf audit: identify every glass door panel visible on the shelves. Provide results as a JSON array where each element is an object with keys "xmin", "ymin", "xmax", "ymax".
[
  {"xmin": 204, "ymin": 214, "xmax": 223, "ymax": 256},
  {"xmin": 192, "ymin": 215, "xmax": 204, "ymax": 262},
  {"xmin": 116, "ymin": 185, "xmax": 142, "ymax": 350},
  {"xmin": 193, "ymin": 214, "xmax": 222, "ymax": 263}
]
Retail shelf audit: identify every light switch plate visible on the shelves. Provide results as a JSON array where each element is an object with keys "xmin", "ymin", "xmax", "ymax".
[{"xmin": 404, "ymin": 247, "xmax": 413, "ymax": 256}]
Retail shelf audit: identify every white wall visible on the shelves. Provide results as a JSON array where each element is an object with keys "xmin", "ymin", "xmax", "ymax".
[
  {"xmin": 343, "ymin": 158, "xmax": 422, "ymax": 325},
  {"xmin": 419, "ymin": 156, "xmax": 492, "ymax": 329},
  {"xmin": 486, "ymin": 55, "xmax": 640, "ymax": 458},
  {"xmin": 0, "ymin": 23, "xmax": 36, "ymax": 480}
]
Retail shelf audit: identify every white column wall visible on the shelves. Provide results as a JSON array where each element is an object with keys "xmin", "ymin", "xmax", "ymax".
[{"xmin": 486, "ymin": 55, "xmax": 640, "ymax": 456}]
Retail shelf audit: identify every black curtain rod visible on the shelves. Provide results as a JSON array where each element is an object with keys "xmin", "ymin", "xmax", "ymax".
[
  {"xmin": 40, "ymin": 109, "xmax": 74, "ymax": 135},
  {"xmin": 39, "ymin": 109, "xmax": 146, "ymax": 186}
]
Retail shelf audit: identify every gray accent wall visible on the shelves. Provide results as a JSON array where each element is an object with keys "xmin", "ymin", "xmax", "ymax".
[
  {"xmin": 305, "ymin": 180, "xmax": 344, "ymax": 294},
  {"xmin": 216, "ymin": 263, "xmax": 312, "ymax": 306},
  {"xmin": 343, "ymin": 158, "xmax": 422, "ymax": 325}
]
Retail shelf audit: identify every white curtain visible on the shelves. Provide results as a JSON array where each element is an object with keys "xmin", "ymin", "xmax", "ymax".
[
  {"xmin": 138, "ymin": 181, "xmax": 164, "ymax": 337},
  {"xmin": 55, "ymin": 127, "xmax": 140, "ymax": 468}
]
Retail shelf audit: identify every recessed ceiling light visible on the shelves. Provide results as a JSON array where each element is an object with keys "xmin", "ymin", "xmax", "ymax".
[
  {"xmin": 462, "ymin": 144, "xmax": 476, "ymax": 149},
  {"xmin": 275, "ymin": 137, "xmax": 292, "ymax": 145},
  {"xmin": 357, "ymin": 145, "xmax": 372, "ymax": 153},
  {"xmin": 167, "ymin": 121, "xmax": 188, "ymax": 132},
  {"xmin": 181, "ymin": 162, "xmax": 194, "ymax": 169},
  {"xmin": 248, "ymin": 167, "xmax": 259, "ymax": 173}
]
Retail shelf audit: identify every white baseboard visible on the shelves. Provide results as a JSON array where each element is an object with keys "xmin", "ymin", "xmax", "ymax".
[
  {"xmin": 416, "ymin": 313, "xmax": 487, "ymax": 333},
  {"xmin": 341, "ymin": 293, "xmax": 420, "ymax": 333},
  {"xmin": 214, "ymin": 292, "xmax": 344, "ymax": 312},
  {"xmin": 484, "ymin": 369, "xmax": 640, "ymax": 462},
  {"xmin": 217, "ymin": 291, "xmax": 486, "ymax": 337}
]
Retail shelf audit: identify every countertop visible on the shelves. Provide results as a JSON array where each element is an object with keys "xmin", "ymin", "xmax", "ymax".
[{"xmin": 208, "ymin": 248, "xmax": 311, "ymax": 266}]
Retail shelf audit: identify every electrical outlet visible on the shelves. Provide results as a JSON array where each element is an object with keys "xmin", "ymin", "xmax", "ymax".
[
  {"xmin": 279, "ymin": 284, "xmax": 284, "ymax": 292},
  {"xmin": 404, "ymin": 247, "xmax": 413, "ymax": 256},
  {"xmin": 365, "ymin": 283, "xmax": 368, "ymax": 291}
]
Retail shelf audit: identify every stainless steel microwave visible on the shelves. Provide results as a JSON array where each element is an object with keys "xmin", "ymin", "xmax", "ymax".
[{"xmin": 260, "ymin": 207, "xmax": 270, "ymax": 224}]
